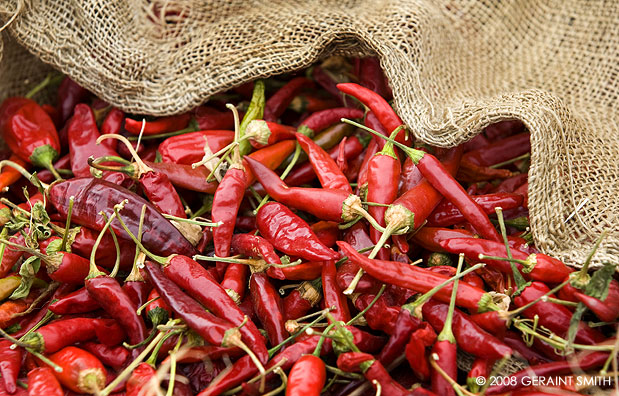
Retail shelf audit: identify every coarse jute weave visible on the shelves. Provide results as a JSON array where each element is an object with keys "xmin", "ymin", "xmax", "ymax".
[{"xmin": 0, "ymin": 0, "xmax": 617, "ymax": 271}]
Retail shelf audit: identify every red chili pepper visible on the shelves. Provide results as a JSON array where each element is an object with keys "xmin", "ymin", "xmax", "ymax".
[
  {"xmin": 399, "ymin": 156, "xmax": 424, "ymax": 194},
  {"xmin": 99, "ymin": 108, "xmax": 124, "ymax": 144},
  {"xmin": 145, "ymin": 288, "xmax": 172, "ymax": 320},
  {"xmin": 286, "ymin": 354, "xmax": 326, "ymax": 396},
  {"xmin": 337, "ymin": 260, "xmax": 381, "ymax": 294},
  {"xmin": 484, "ymin": 120, "xmax": 526, "ymax": 141},
  {"xmin": 81, "ymin": 342, "xmax": 130, "ymax": 370},
  {"xmin": 244, "ymin": 120, "xmax": 296, "ymax": 149},
  {"xmin": 243, "ymin": 139, "xmax": 297, "ymax": 187},
  {"xmin": 40, "ymin": 346, "xmax": 106, "ymax": 394},
  {"xmin": 283, "ymin": 281, "xmax": 321, "ymax": 320},
  {"xmin": 0, "ymin": 232, "xmax": 26, "ymax": 278},
  {"xmin": 295, "ymin": 132, "xmax": 351, "ymax": 192},
  {"xmin": 124, "ymin": 113, "xmax": 191, "ymax": 136},
  {"xmin": 512, "ymin": 282, "xmax": 606, "ymax": 345},
  {"xmin": 338, "ymin": 241, "xmax": 495, "ymax": 312},
  {"xmin": 463, "ymin": 132, "xmax": 531, "ymax": 167},
  {"xmin": 121, "ymin": 275, "xmax": 152, "ymax": 310},
  {"xmin": 427, "ymin": 192, "xmax": 523, "ymax": 227},
  {"xmin": 377, "ymin": 308, "xmax": 421, "ymax": 366},
  {"xmin": 212, "ymin": 169, "xmax": 246, "ymax": 258},
  {"xmin": 485, "ymin": 350, "xmax": 608, "ymax": 395},
  {"xmin": 358, "ymin": 57, "xmax": 392, "ymax": 99},
  {"xmin": 0, "ymin": 97, "xmax": 61, "ymax": 178},
  {"xmin": 574, "ymin": 283, "xmax": 619, "ymax": 322},
  {"xmin": 412, "ymin": 227, "xmax": 474, "ymax": 252},
  {"xmin": 0, "ymin": 155, "xmax": 29, "ymax": 192},
  {"xmin": 158, "ymin": 130, "xmax": 234, "ymax": 165},
  {"xmin": 27, "ymin": 367, "xmax": 64, "ymax": 396},
  {"xmin": 297, "ymin": 107, "xmax": 364, "ymax": 136},
  {"xmin": 279, "ymin": 261, "xmax": 323, "ymax": 280},
  {"xmin": 230, "ymin": 233, "xmax": 284, "ymax": 279},
  {"xmin": 256, "ymin": 202, "xmax": 339, "ymax": 261},
  {"xmin": 290, "ymin": 93, "xmax": 339, "ymax": 113},
  {"xmin": 59, "ymin": 226, "xmax": 134, "ymax": 272},
  {"xmin": 439, "ymin": 238, "xmax": 571, "ymax": 283},
  {"xmin": 0, "ymin": 340, "xmax": 22, "ymax": 394},
  {"xmin": 366, "ymin": 131, "xmax": 401, "ymax": 260},
  {"xmin": 221, "ymin": 263, "xmax": 248, "ymax": 304},
  {"xmin": 144, "ymin": 261, "xmax": 236, "ymax": 347},
  {"xmin": 365, "ymin": 110, "xmax": 389, "ymax": 150},
  {"xmin": 493, "ymin": 173, "xmax": 528, "ymax": 193},
  {"xmin": 405, "ymin": 323, "xmax": 436, "ymax": 381},
  {"xmin": 311, "ymin": 66, "xmax": 346, "ymax": 105},
  {"xmin": 321, "ymin": 259, "xmax": 351, "ymax": 322},
  {"xmin": 126, "ymin": 362, "xmax": 156, "ymax": 396},
  {"xmin": 467, "ymin": 357, "xmax": 494, "ymax": 393},
  {"xmin": 427, "ymin": 265, "xmax": 485, "ymax": 290},
  {"xmin": 49, "ymin": 287, "xmax": 99, "ymax": 315},
  {"xmin": 353, "ymin": 293, "xmax": 399, "ymax": 335},
  {"xmin": 337, "ymin": 352, "xmax": 411, "ymax": 396},
  {"xmin": 337, "ymin": 83, "xmax": 410, "ymax": 145},
  {"xmin": 194, "ymin": 106, "xmax": 237, "ymax": 130},
  {"xmin": 250, "ymin": 272, "xmax": 287, "ymax": 346},
  {"xmin": 48, "ymin": 178, "xmax": 197, "ymax": 257},
  {"xmin": 57, "ymin": 77, "xmax": 90, "ymax": 123},
  {"xmin": 245, "ymin": 155, "xmax": 363, "ymax": 223},
  {"xmin": 502, "ymin": 331, "xmax": 552, "ymax": 365},
  {"xmin": 264, "ymin": 77, "xmax": 314, "ymax": 121},
  {"xmin": 137, "ymin": 160, "xmax": 214, "ymax": 194},
  {"xmin": 422, "ymin": 299, "xmax": 513, "ymax": 360}
]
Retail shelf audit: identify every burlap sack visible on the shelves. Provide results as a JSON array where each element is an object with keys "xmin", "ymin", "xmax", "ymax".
[{"xmin": 0, "ymin": 0, "xmax": 617, "ymax": 268}]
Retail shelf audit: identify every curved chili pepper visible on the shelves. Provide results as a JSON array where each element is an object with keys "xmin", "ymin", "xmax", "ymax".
[
  {"xmin": 230, "ymin": 233, "xmax": 285, "ymax": 279},
  {"xmin": 126, "ymin": 362, "xmax": 156, "ymax": 396},
  {"xmin": 283, "ymin": 281, "xmax": 321, "ymax": 320},
  {"xmin": 358, "ymin": 57, "xmax": 391, "ymax": 99},
  {"xmin": 322, "ymin": 259, "xmax": 351, "ymax": 322},
  {"xmin": 377, "ymin": 308, "xmax": 421, "ymax": 366},
  {"xmin": 48, "ymin": 177, "xmax": 197, "ymax": 257},
  {"xmin": 295, "ymin": 132, "xmax": 351, "ymax": 192},
  {"xmin": 160, "ymin": 255, "xmax": 268, "ymax": 362},
  {"xmin": 355, "ymin": 137, "xmax": 379, "ymax": 196},
  {"xmin": 250, "ymin": 272, "xmax": 287, "ymax": 346},
  {"xmin": 512, "ymin": 282, "xmax": 605, "ymax": 345},
  {"xmin": 82, "ymin": 342, "xmax": 130, "ymax": 371},
  {"xmin": 286, "ymin": 354, "xmax": 326, "ymax": 396},
  {"xmin": 291, "ymin": 93, "xmax": 339, "ymax": 113},
  {"xmin": 422, "ymin": 299, "xmax": 513, "ymax": 360},
  {"xmin": 427, "ymin": 192, "xmax": 523, "ymax": 227},
  {"xmin": 439, "ymin": 238, "xmax": 571, "ymax": 283},
  {"xmin": 125, "ymin": 113, "xmax": 191, "ymax": 136},
  {"xmin": 212, "ymin": 167, "xmax": 246, "ymax": 259},
  {"xmin": 158, "ymin": 130, "xmax": 235, "ymax": 165},
  {"xmin": 574, "ymin": 290, "xmax": 619, "ymax": 323},
  {"xmin": 484, "ymin": 120, "xmax": 526, "ymax": 141},
  {"xmin": 243, "ymin": 139, "xmax": 296, "ymax": 187},
  {"xmin": 337, "ymin": 352, "xmax": 411, "ymax": 396},
  {"xmin": 67, "ymin": 104, "xmax": 119, "ymax": 177},
  {"xmin": 297, "ymin": 108, "xmax": 364, "ymax": 136},
  {"xmin": 0, "ymin": 339, "xmax": 22, "ymax": 394},
  {"xmin": 257, "ymin": 202, "xmax": 339, "ymax": 261},
  {"xmin": 0, "ymin": 232, "xmax": 26, "ymax": 278},
  {"xmin": 144, "ymin": 261, "xmax": 234, "ymax": 346},
  {"xmin": 279, "ymin": 260, "xmax": 323, "ymax": 281},
  {"xmin": 49, "ymin": 287, "xmax": 99, "ymax": 315},
  {"xmin": 57, "ymin": 77, "xmax": 90, "ymax": 123},
  {"xmin": 412, "ymin": 227, "xmax": 474, "ymax": 252},
  {"xmin": 264, "ymin": 77, "xmax": 314, "ymax": 121},
  {"xmin": 467, "ymin": 357, "xmax": 494, "ymax": 393},
  {"xmin": 399, "ymin": 156, "xmax": 424, "ymax": 194},
  {"xmin": 353, "ymin": 293, "xmax": 399, "ymax": 335},
  {"xmin": 485, "ymin": 350, "xmax": 608, "ymax": 395},
  {"xmin": 245, "ymin": 155, "xmax": 362, "ymax": 223},
  {"xmin": 337, "ymin": 260, "xmax": 381, "ymax": 294},
  {"xmin": 427, "ymin": 265, "xmax": 485, "ymax": 290},
  {"xmin": 365, "ymin": 110, "xmax": 389, "ymax": 151},
  {"xmin": 194, "ymin": 106, "xmax": 237, "ymax": 130},
  {"xmin": 405, "ymin": 323, "xmax": 436, "ymax": 381},
  {"xmin": 40, "ymin": 346, "xmax": 106, "ymax": 394},
  {"xmin": 245, "ymin": 120, "xmax": 296, "ymax": 149},
  {"xmin": 27, "ymin": 367, "xmax": 64, "ymax": 396},
  {"xmin": 0, "ymin": 97, "xmax": 61, "ymax": 178},
  {"xmin": 338, "ymin": 241, "xmax": 494, "ymax": 312},
  {"xmin": 221, "ymin": 263, "xmax": 248, "ymax": 304},
  {"xmin": 66, "ymin": 226, "xmax": 135, "ymax": 271},
  {"xmin": 457, "ymin": 159, "xmax": 514, "ymax": 183},
  {"xmin": 122, "ymin": 278, "xmax": 152, "ymax": 310},
  {"xmin": 463, "ymin": 132, "xmax": 531, "ymax": 167},
  {"xmin": 0, "ymin": 155, "xmax": 28, "ymax": 191}
]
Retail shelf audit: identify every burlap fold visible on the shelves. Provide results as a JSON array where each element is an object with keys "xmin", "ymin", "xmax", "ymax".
[{"xmin": 0, "ymin": 0, "xmax": 617, "ymax": 267}]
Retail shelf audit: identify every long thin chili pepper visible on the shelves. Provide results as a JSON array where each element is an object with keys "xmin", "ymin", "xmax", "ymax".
[
  {"xmin": 146, "ymin": 160, "xmax": 217, "ymax": 193},
  {"xmin": 406, "ymin": 323, "xmax": 436, "ymax": 381},
  {"xmin": 427, "ymin": 192, "xmax": 524, "ymax": 227},
  {"xmin": 322, "ymin": 259, "xmax": 351, "ymax": 323},
  {"xmin": 230, "ymin": 233, "xmax": 285, "ymax": 280},
  {"xmin": 99, "ymin": 108, "xmax": 124, "ymax": 145},
  {"xmin": 159, "ymin": 130, "xmax": 235, "ymax": 165},
  {"xmin": 295, "ymin": 132, "xmax": 351, "ymax": 192},
  {"xmin": 250, "ymin": 272, "xmax": 288, "ymax": 346},
  {"xmin": 264, "ymin": 77, "xmax": 313, "ymax": 122},
  {"xmin": 336, "ymin": 351, "xmax": 410, "ymax": 396},
  {"xmin": 463, "ymin": 132, "xmax": 531, "ymax": 167},
  {"xmin": 27, "ymin": 366, "xmax": 64, "ymax": 396},
  {"xmin": 297, "ymin": 107, "xmax": 364, "ymax": 137},
  {"xmin": 194, "ymin": 105, "xmax": 236, "ymax": 130},
  {"xmin": 124, "ymin": 113, "xmax": 191, "ymax": 136}
]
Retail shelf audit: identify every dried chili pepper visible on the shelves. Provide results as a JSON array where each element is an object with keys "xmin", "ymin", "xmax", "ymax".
[
  {"xmin": 463, "ymin": 132, "xmax": 531, "ymax": 167},
  {"xmin": 125, "ymin": 113, "xmax": 191, "ymax": 136},
  {"xmin": 126, "ymin": 362, "xmax": 156, "ymax": 396},
  {"xmin": 221, "ymin": 263, "xmax": 248, "ymax": 304},
  {"xmin": 286, "ymin": 354, "xmax": 326, "ymax": 396},
  {"xmin": 0, "ymin": 339, "xmax": 22, "ymax": 394},
  {"xmin": 322, "ymin": 259, "xmax": 351, "ymax": 323},
  {"xmin": 230, "ymin": 233, "xmax": 284, "ymax": 279},
  {"xmin": 81, "ymin": 342, "xmax": 130, "ymax": 371},
  {"xmin": 264, "ymin": 77, "xmax": 313, "ymax": 122},
  {"xmin": 283, "ymin": 280, "xmax": 321, "ymax": 320},
  {"xmin": 39, "ymin": 346, "xmax": 107, "ymax": 394},
  {"xmin": 297, "ymin": 108, "xmax": 364, "ymax": 137},
  {"xmin": 337, "ymin": 352, "xmax": 410, "ymax": 396},
  {"xmin": 295, "ymin": 132, "xmax": 351, "ymax": 192},
  {"xmin": 0, "ymin": 232, "xmax": 26, "ymax": 278},
  {"xmin": 250, "ymin": 272, "xmax": 287, "ymax": 346},
  {"xmin": 57, "ymin": 77, "xmax": 90, "ymax": 123},
  {"xmin": 27, "ymin": 366, "xmax": 64, "ymax": 396},
  {"xmin": 158, "ymin": 130, "xmax": 234, "ymax": 165},
  {"xmin": 244, "ymin": 120, "xmax": 296, "ymax": 148},
  {"xmin": 427, "ymin": 192, "xmax": 524, "ymax": 227}
]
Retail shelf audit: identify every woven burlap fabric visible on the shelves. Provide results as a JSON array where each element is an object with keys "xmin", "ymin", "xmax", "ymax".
[{"xmin": 0, "ymin": 0, "xmax": 617, "ymax": 268}]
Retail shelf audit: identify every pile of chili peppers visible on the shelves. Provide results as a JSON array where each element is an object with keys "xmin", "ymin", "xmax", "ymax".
[{"xmin": 0, "ymin": 57, "xmax": 616, "ymax": 396}]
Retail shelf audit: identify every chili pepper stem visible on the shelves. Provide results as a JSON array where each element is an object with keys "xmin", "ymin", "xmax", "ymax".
[
  {"xmin": 0, "ymin": 160, "xmax": 49, "ymax": 190},
  {"xmin": 429, "ymin": 357, "xmax": 475, "ymax": 396},
  {"xmin": 571, "ymin": 230, "xmax": 608, "ymax": 288},
  {"xmin": 97, "ymin": 134, "xmax": 153, "ymax": 175},
  {"xmin": 165, "ymin": 334, "xmax": 184, "ymax": 396},
  {"xmin": 88, "ymin": 156, "xmax": 137, "ymax": 177},
  {"xmin": 503, "ymin": 279, "xmax": 570, "ymax": 320},
  {"xmin": 59, "ymin": 196, "xmax": 74, "ymax": 252},
  {"xmin": 269, "ymin": 308, "xmax": 333, "ymax": 357},
  {"xmin": 496, "ymin": 207, "xmax": 528, "ymax": 292},
  {"xmin": 262, "ymin": 368, "xmax": 287, "ymax": 396},
  {"xmin": 221, "ymin": 358, "xmax": 289, "ymax": 396},
  {"xmin": 24, "ymin": 72, "xmax": 64, "ymax": 99},
  {"xmin": 479, "ymin": 254, "xmax": 527, "ymax": 265},
  {"xmin": 0, "ymin": 238, "xmax": 48, "ymax": 260},
  {"xmin": 87, "ymin": 209, "xmax": 119, "ymax": 280},
  {"xmin": 347, "ymin": 284, "xmax": 386, "ymax": 326},
  {"xmin": 512, "ymin": 318, "xmax": 614, "ymax": 352},
  {"xmin": 223, "ymin": 319, "xmax": 267, "ymax": 392},
  {"xmin": 489, "ymin": 153, "xmax": 531, "ymax": 169},
  {"xmin": 437, "ymin": 254, "xmax": 464, "ymax": 344}
]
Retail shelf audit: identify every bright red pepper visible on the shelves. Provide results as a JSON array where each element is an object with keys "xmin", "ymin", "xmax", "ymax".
[
  {"xmin": 126, "ymin": 362, "xmax": 156, "ymax": 396},
  {"xmin": 322, "ymin": 259, "xmax": 351, "ymax": 322},
  {"xmin": 250, "ymin": 272, "xmax": 287, "ymax": 346},
  {"xmin": 0, "ymin": 340, "xmax": 22, "ymax": 394},
  {"xmin": 158, "ymin": 130, "xmax": 234, "ymax": 165},
  {"xmin": 427, "ymin": 192, "xmax": 523, "ymax": 227},
  {"xmin": 244, "ymin": 120, "xmax": 296, "ymax": 148},
  {"xmin": 27, "ymin": 367, "xmax": 64, "ymax": 396},
  {"xmin": 296, "ymin": 132, "xmax": 351, "ymax": 192},
  {"xmin": 125, "ymin": 113, "xmax": 191, "ymax": 135},
  {"xmin": 81, "ymin": 342, "xmax": 130, "ymax": 371},
  {"xmin": 41, "ymin": 346, "xmax": 107, "ymax": 394},
  {"xmin": 286, "ymin": 354, "xmax": 326, "ymax": 396}
]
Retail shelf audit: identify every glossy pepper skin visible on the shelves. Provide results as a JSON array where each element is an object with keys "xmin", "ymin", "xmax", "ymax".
[
  {"xmin": 81, "ymin": 342, "xmax": 130, "ymax": 370},
  {"xmin": 296, "ymin": 132, "xmax": 352, "ymax": 192},
  {"xmin": 427, "ymin": 192, "xmax": 524, "ymax": 227},
  {"xmin": 322, "ymin": 259, "xmax": 351, "ymax": 322},
  {"xmin": 42, "ymin": 346, "xmax": 107, "ymax": 394},
  {"xmin": 49, "ymin": 287, "xmax": 100, "ymax": 315},
  {"xmin": 0, "ymin": 339, "xmax": 22, "ymax": 394},
  {"xmin": 286, "ymin": 355, "xmax": 326, "ymax": 396},
  {"xmin": 27, "ymin": 367, "xmax": 64, "ymax": 396},
  {"xmin": 47, "ymin": 177, "xmax": 197, "ymax": 258},
  {"xmin": 0, "ymin": 97, "xmax": 61, "ymax": 170},
  {"xmin": 264, "ymin": 77, "xmax": 314, "ymax": 121},
  {"xmin": 377, "ymin": 308, "xmax": 420, "ymax": 365},
  {"xmin": 230, "ymin": 233, "xmax": 285, "ymax": 280},
  {"xmin": 0, "ymin": 232, "xmax": 26, "ymax": 278},
  {"xmin": 257, "ymin": 202, "xmax": 339, "ymax": 261},
  {"xmin": 144, "ymin": 160, "xmax": 217, "ymax": 193},
  {"xmin": 126, "ymin": 362, "xmax": 157, "ymax": 396},
  {"xmin": 125, "ymin": 113, "xmax": 191, "ymax": 135},
  {"xmin": 250, "ymin": 272, "xmax": 288, "ymax": 346},
  {"xmin": 67, "ymin": 104, "xmax": 119, "ymax": 177},
  {"xmin": 212, "ymin": 167, "xmax": 246, "ymax": 258},
  {"xmin": 158, "ymin": 130, "xmax": 234, "ymax": 165}
]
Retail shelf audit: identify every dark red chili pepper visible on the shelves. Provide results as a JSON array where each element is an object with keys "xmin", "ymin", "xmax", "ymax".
[
  {"xmin": 512, "ymin": 282, "xmax": 605, "ymax": 345},
  {"xmin": 62, "ymin": 226, "xmax": 135, "ymax": 271},
  {"xmin": 244, "ymin": 120, "xmax": 296, "ymax": 149},
  {"xmin": 250, "ymin": 272, "xmax": 287, "ymax": 346},
  {"xmin": 493, "ymin": 173, "xmax": 528, "ymax": 193},
  {"xmin": 365, "ymin": 110, "xmax": 389, "ymax": 150},
  {"xmin": 221, "ymin": 263, "xmax": 248, "ymax": 304},
  {"xmin": 502, "ymin": 331, "xmax": 552, "ymax": 365},
  {"xmin": 377, "ymin": 308, "xmax": 421, "ymax": 366},
  {"xmin": 27, "ymin": 366, "xmax": 64, "ymax": 396},
  {"xmin": 257, "ymin": 202, "xmax": 339, "ymax": 261},
  {"xmin": 144, "ymin": 261, "xmax": 236, "ymax": 347},
  {"xmin": 40, "ymin": 346, "xmax": 106, "ymax": 394},
  {"xmin": 353, "ymin": 293, "xmax": 399, "ymax": 335},
  {"xmin": 439, "ymin": 238, "xmax": 571, "ymax": 284},
  {"xmin": 212, "ymin": 168, "xmax": 246, "ymax": 259},
  {"xmin": 194, "ymin": 106, "xmax": 237, "ymax": 130},
  {"xmin": 49, "ymin": 287, "xmax": 99, "ymax": 314},
  {"xmin": 0, "ymin": 339, "xmax": 22, "ymax": 394},
  {"xmin": 337, "ymin": 352, "xmax": 411, "ymax": 396},
  {"xmin": 485, "ymin": 350, "xmax": 609, "ymax": 395},
  {"xmin": 355, "ymin": 138, "xmax": 379, "ymax": 195},
  {"xmin": 245, "ymin": 155, "xmax": 364, "ymax": 224},
  {"xmin": 134, "ymin": 160, "xmax": 214, "ymax": 194},
  {"xmin": 484, "ymin": 120, "xmax": 526, "ymax": 141},
  {"xmin": 286, "ymin": 354, "xmax": 326, "ymax": 396},
  {"xmin": 322, "ymin": 259, "xmax": 351, "ymax": 322},
  {"xmin": 48, "ymin": 177, "xmax": 197, "ymax": 257},
  {"xmin": 290, "ymin": 92, "xmax": 339, "ymax": 113},
  {"xmin": 297, "ymin": 108, "xmax": 364, "ymax": 137},
  {"xmin": 0, "ymin": 97, "xmax": 62, "ymax": 179},
  {"xmin": 405, "ymin": 323, "xmax": 436, "ymax": 381},
  {"xmin": 358, "ymin": 57, "xmax": 391, "ymax": 99},
  {"xmin": 57, "ymin": 77, "xmax": 90, "ymax": 123},
  {"xmin": 278, "ymin": 260, "xmax": 322, "ymax": 281},
  {"xmin": 467, "ymin": 358, "xmax": 494, "ymax": 393},
  {"xmin": 427, "ymin": 265, "xmax": 485, "ymax": 290},
  {"xmin": 158, "ymin": 130, "xmax": 234, "ymax": 165},
  {"xmin": 399, "ymin": 156, "xmax": 424, "ymax": 194},
  {"xmin": 463, "ymin": 132, "xmax": 531, "ymax": 167},
  {"xmin": 337, "ymin": 260, "xmax": 381, "ymax": 294},
  {"xmin": 125, "ymin": 113, "xmax": 191, "ymax": 136},
  {"xmin": 264, "ymin": 77, "xmax": 314, "ymax": 121},
  {"xmin": 0, "ymin": 232, "xmax": 26, "ymax": 278},
  {"xmin": 462, "ymin": 132, "xmax": 490, "ymax": 152},
  {"xmin": 457, "ymin": 159, "xmax": 514, "ymax": 183},
  {"xmin": 82, "ymin": 342, "xmax": 130, "ymax": 370},
  {"xmin": 99, "ymin": 108, "xmax": 124, "ymax": 146},
  {"xmin": 283, "ymin": 281, "xmax": 321, "ymax": 320},
  {"xmin": 427, "ymin": 192, "xmax": 523, "ymax": 227},
  {"xmin": 311, "ymin": 65, "xmax": 347, "ymax": 103},
  {"xmin": 423, "ymin": 299, "xmax": 513, "ymax": 360},
  {"xmin": 296, "ymin": 132, "xmax": 351, "ymax": 192},
  {"xmin": 122, "ymin": 277, "xmax": 152, "ymax": 310},
  {"xmin": 338, "ymin": 241, "xmax": 495, "ymax": 312}
]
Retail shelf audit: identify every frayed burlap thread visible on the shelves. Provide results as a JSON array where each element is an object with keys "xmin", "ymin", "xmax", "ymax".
[{"xmin": 0, "ymin": 0, "xmax": 617, "ymax": 268}]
